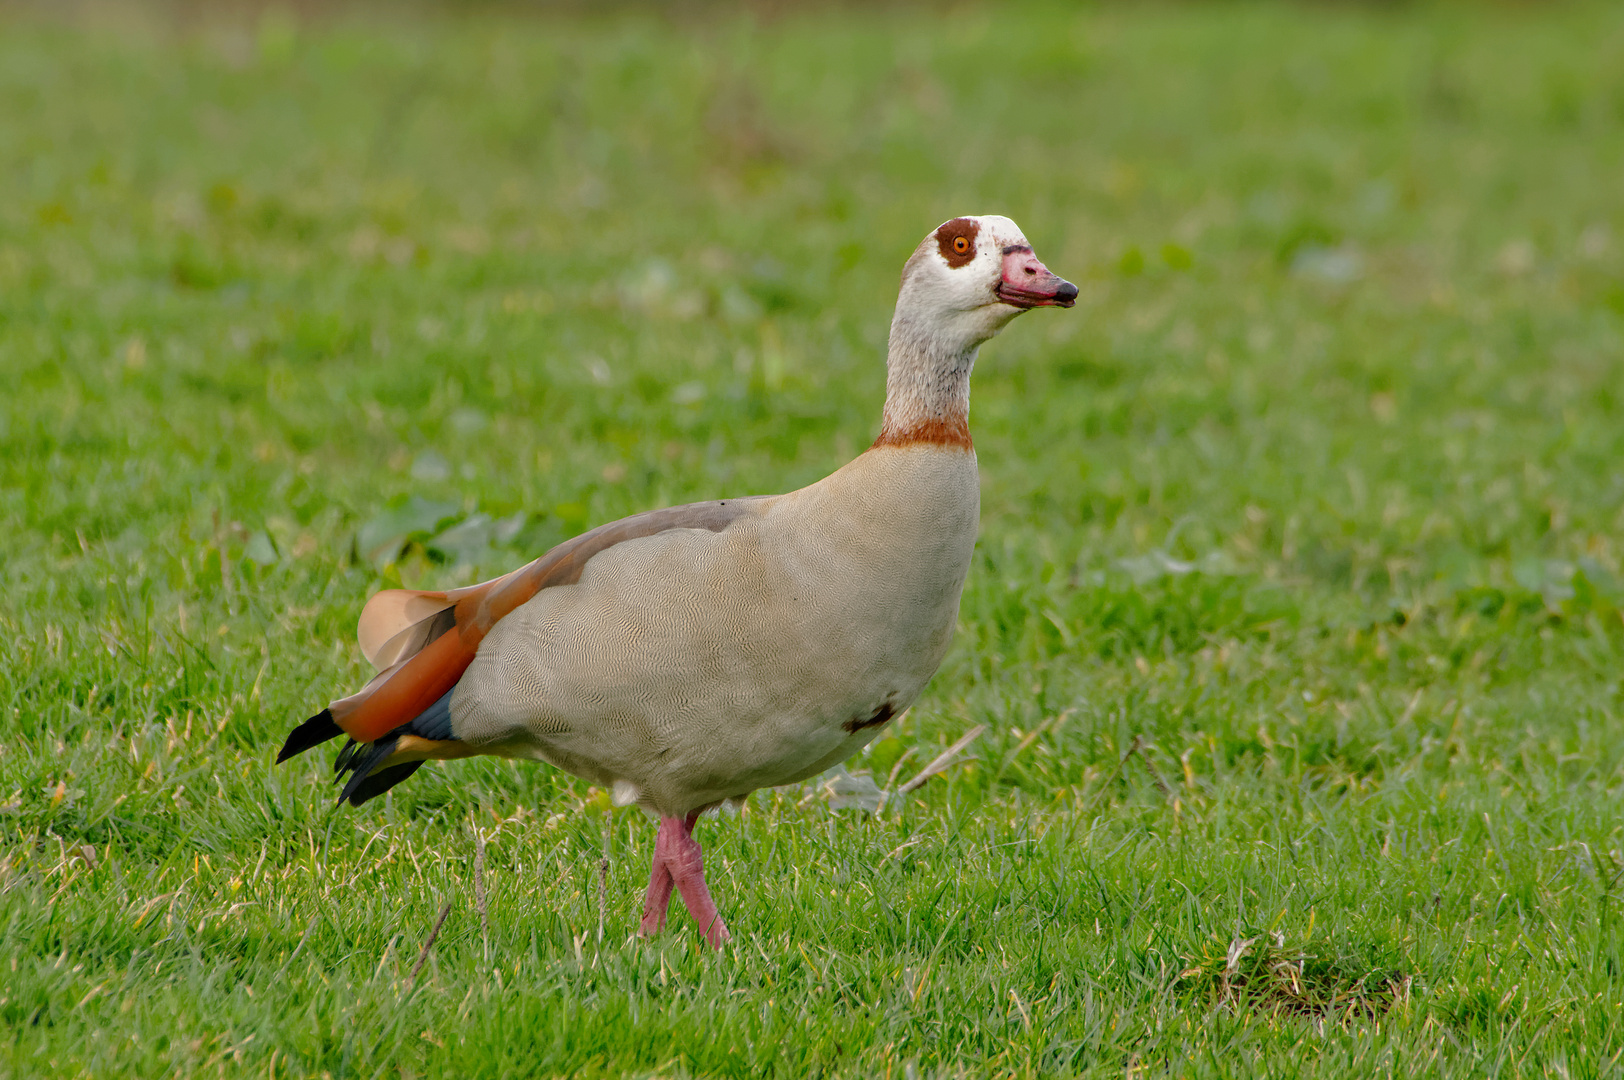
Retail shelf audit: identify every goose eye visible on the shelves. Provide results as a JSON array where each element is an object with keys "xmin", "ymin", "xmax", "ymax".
[{"xmin": 952, "ymin": 236, "xmax": 971, "ymax": 255}]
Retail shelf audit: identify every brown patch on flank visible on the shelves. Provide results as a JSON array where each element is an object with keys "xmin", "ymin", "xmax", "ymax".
[
  {"xmin": 871, "ymin": 415, "xmax": 972, "ymax": 451},
  {"xmin": 330, "ymin": 629, "xmax": 476, "ymax": 744},
  {"xmin": 935, "ymin": 218, "xmax": 980, "ymax": 269},
  {"xmin": 844, "ymin": 701, "xmax": 897, "ymax": 734}
]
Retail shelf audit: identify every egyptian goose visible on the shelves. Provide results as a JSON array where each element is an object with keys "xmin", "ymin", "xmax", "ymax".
[{"xmin": 277, "ymin": 216, "xmax": 1076, "ymax": 947}]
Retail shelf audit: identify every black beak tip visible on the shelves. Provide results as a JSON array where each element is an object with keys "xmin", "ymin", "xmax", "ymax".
[{"xmin": 1056, "ymin": 280, "xmax": 1079, "ymax": 308}]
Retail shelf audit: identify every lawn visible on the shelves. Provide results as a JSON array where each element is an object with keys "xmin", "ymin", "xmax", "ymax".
[{"xmin": 2, "ymin": 1, "xmax": 1623, "ymax": 1075}]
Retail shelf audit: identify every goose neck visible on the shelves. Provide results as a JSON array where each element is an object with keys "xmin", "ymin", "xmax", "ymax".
[{"xmin": 873, "ymin": 315, "xmax": 976, "ymax": 450}]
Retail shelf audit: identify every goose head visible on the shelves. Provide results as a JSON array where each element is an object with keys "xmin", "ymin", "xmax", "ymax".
[{"xmin": 893, "ymin": 215, "xmax": 1078, "ymax": 356}]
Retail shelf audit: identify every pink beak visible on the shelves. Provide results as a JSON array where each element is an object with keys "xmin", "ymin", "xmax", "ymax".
[{"xmin": 996, "ymin": 246, "xmax": 1078, "ymax": 309}]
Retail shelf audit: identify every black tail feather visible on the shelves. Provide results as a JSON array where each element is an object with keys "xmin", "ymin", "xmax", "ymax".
[
  {"xmin": 315, "ymin": 688, "xmax": 459, "ymax": 807},
  {"xmin": 345, "ymin": 760, "xmax": 425, "ymax": 806},
  {"xmin": 333, "ymin": 738, "xmax": 363, "ymax": 777},
  {"xmin": 277, "ymin": 709, "xmax": 343, "ymax": 764},
  {"xmin": 336, "ymin": 736, "xmax": 400, "ymax": 805}
]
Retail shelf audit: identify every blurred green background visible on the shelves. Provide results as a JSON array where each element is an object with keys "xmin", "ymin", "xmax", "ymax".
[{"xmin": 2, "ymin": 1, "xmax": 1623, "ymax": 1077}]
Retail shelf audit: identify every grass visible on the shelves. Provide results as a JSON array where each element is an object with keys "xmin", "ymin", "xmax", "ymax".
[{"xmin": 2, "ymin": 0, "xmax": 1623, "ymax": 1075}]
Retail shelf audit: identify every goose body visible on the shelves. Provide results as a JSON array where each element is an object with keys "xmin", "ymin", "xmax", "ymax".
[
  {"xmin": 277, "ymin": 215, "xmax": 1075, "ymax": 946},
  {"xmin": 459, "ymin": 444, "xmax": 979, "ymax": 811}
]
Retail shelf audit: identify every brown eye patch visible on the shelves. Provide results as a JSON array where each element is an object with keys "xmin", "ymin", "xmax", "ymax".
[{"xmin": 935, "ymin": 218, "xmax": 979, "ymax": 268}]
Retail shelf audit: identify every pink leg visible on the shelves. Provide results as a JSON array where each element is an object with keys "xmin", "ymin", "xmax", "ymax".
[
  {"xmin": 637, "ymin": 812, "xmax": 730, "ymax": 949},
  {"xmin": 639, "ymin": 858, "xmax": 674, "ymax": 935}
]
